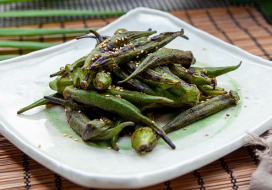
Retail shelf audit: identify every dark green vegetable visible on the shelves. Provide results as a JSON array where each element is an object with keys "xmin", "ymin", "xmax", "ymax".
[
  {"xmin": 198, "ymin": 85, "xmax": 227, "ymax": 96},
  {"xmin": 105, "ymin": 88, "xmax": 174, "ymax": 105},
  {"xmin": 93, "ymin": 71, "xmax": 112, "ymax": 90},
  {"xmin": 118, "ymin": 48, "xmax": 195, "ymax": 84},
  {"xmin": 63, "ymin": 86, "xmax": 175, "ymax": 149},
  {"xmin": 126, "ymin": 61, "xmax": 181, "ymax": 90},
  {"xmin": 163, "ymin": 90, "xmax": 240, "ymax": 134},
  {"xmin": 49, "ymin": 74, "xmax": 73, "ymax": 94},
  {"xmin": 114, "ymin": 29, "xmax": 128, "ymax": 35},
  {"xmin": 50, "ymin": 67, "xmax": 67, "ymax": 78},
  {"xmin": 192, "ymin": 61, "xmax": 242, "ymax": 78},
  {"xmin": 90, "ymin": 30, "xmax": 188, "ymax": 70},
  {"xmin": 154, "ymin": 66, "xmax": 200, "ymax": 105},
  {"xmin": 0, "ymin": 40, "xmax": 56, "ymax": 49},
  {"xmin": 111, "ymin": 134, "xmax": 119, "ymax": 151},
  {"xmin": 17, "ymin": 93, "xmax": 62, "ymax": 114},
  {"xmin": 70, "ymin": 56, "xmax": 87, "ymax": 72},
  {"xmin": 169, "ymin": 64, "xmax": 213, "ymax": 85},
  {"xmin": 0, "ymin": 28, "xmax": 92, "ymax": 37},
  {"xmin": 131, "ymin": 127, "xmax": 157, "ymax": 153},
  {"xmin": 112, "ymin": 67, "xmax": 145, "ymax": 92}
]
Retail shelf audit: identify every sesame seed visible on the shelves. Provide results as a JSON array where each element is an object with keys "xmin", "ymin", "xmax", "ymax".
[
  {"xmin": 238, "ymin": 88, "xmax": 241, "ymax": 90},
  {"xmin": 108, "ymin": 38, "xmax": 111, "ymax": 40},
  {"xmin": 116, "ymin": 37, "xmax": 120, "ymax": 40},
  {"xmin": 92, "ymin": 58, "xmax": 95, "ymax": 61},
  {"xmin": 136, "ymin": 56, "xmax": 139, "ymax": 58},
  {"xmin": 136, "ymin": 65, "xmax": 138, "ymax": 67},
  {"xmin": 201, "ymin": 101, "xmax": 205, "ymax": 103},
  {"xmin": 141, "ymin": 50, "xmax": 144, "ymax": 53},
  {"xmin": 102, "ymin": 44, "xmax": 106, "ymax": 47},
  {"xmin": 63, "ymin": 134, "xmax": 67, "ymax": 137},
  {"xmin": 116, "ymin": 143, "xmax": 119, "ymax": 146},
  {"xmin": 65, "ymin": 109, "xmax": 67, "ymax": 112},
  {"xmin": 141, "ymin": 151, "xmax": 146, "ymax": 154},
  {"xmin": 134, "ymin": 47, "xmax": 136, "ymax": 51},
  {"xmin": 74, "ymin": 139, "xmax": 78, "ymax": 141},
  {"xmin": 113, "ymin": 48, "xmax": 115, "ymax": 50},
  {"xmin": 245, "ymin": 96, "xmax": 248, "ymax": 98},
  {"xmin": 105, "ymin": 95, "xmax": 110, "ymax": 97},
  {"xmin": 125, "ymin": 36, "xmax": 127, "ymax": 39},
  {"xmin": 206, "ymin": 99, "xmax": 209, "ymax": 101},
  {"xmin": 231, "ymin": 107, "xmax": 235, "ymax": 110},
  {"xmin": 120, "ymin": 89, "xmax": 124, "ymax": 92},
  {"xmin": 225, "ymin": 116, "xmax": 227, "ymax": 119},
  {"xmin": 148, "ymin": 38, "xmax": 151, "ymax": 40},
  {"xmin": 226, "ymin": 114, "xmax": 230, "ymax": 116},
  {"xmin": 104, "ymin": 48, "xmax": 107, "ymax": 50},
  {"xmin": 235, "ymin": 114, "xmax": 238, "ymax": 117},
  {"xmin": 203, "ymin": 47, "xmax": 206, "ymax": 50},
  {"xmin": 115, "ymin": 86, "xmax": 120, "ymax": 91},
  {"xmin": 38, "ymin": 144, "xmax": 41, "ymax": 148},
  {"xmin": 107, "ymin": 72, "xmax": 110, "ymax": 75},
  {"xmin": 244, "ymin": 105, "xmax": 247, "ymax": 107},
  {"xmin": 108, "ymin": 86, "xmax": 111, "ymax": 90},
  {"xmin": 102, "ymin": 70, "xmax": 105, "ymax": 73},
  {"xmin": 69, "ymin": 135, "xmax": 72, "ymax": 138},
  {"xmin": 115, "ymin": 40, "xmax": 118, "ymax": 43},
  {"xmin": 183, "ymin": 128, "xmax": 187, "ymax": 130},
  {"xmin": 205, "ymin": 134, "xmax": 209, "ymax": 136},
  {"xmin": 124, "ymin": 44, "xmax": 126, "ymax": 47},
  {"xmin": 122, "ymin": 37, "xmax": 124, "ymax": 41},
  {"xmin": 185, "ymin": 69, "xmax": 188, "ymax": 73},
  {"xmin": 152, "ymin": 120, "xmax": 155, "ymax": 123},
  {"xmin": 78, "ymin": 110, "xmax": 81, "ymax": 113},
  {"xmin": 100, "ymin": 118, "xmax": 103, "ymax": 121},
  {"xmin": 112, "ymin": 85, "xmax": 115, "ymax": 88},
  {"xmin": 156, "ymin": 47, "xmax": 158, "ymax": 50},
  {"xmin": 108, "ymin": 147, "xmax": 112, "ymax": 150},
  {"xmin": 118, "ymin": 31, "xmax": 122, "ymax": 34}
]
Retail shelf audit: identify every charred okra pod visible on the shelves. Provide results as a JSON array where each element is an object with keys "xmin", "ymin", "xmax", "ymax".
[
  {"xmin": 192, "ymin": 61, "xmax": 242, "ymax": 78},
  {"xmin": 198, "ymin": 85, "xmax": 227, "ymax": 96},
  {"xmin": 131, "ymin": 127, "xmax": 157, "ymax": 153},
  {"xmin": 169, "ymin": 64, "xmax": 214, "ymax": 86},
  {"xmin": 63, "ymin": 86, "xmax": 175, "ymax": 149},
  {"xmin": 126, "ymin": 61, "xmax": 181, "ymax": 90},
  {"xmin": 93, "ymin": 71, "xmax": 112, "ymax": 90},
  {"xmin": 89, "ymin": 30, "xmax": 188, "ymax": 70},
  {"xmin": 163, "ymin": 90, "xmax": 240, "ymax": 134},
  {"xmin": 118, "ymin": 48, "xmax": 195, "ymax": 84},
  {"xmin": 17, "ymin": 93, "xmax": 62, "ymax": 114},
  {"xmin": 49, "ymin": 74, "xmax": 73, "ymax": 94},
  {"xmin": 105, "ymin": 88, "xmax": 174, "ymax": 105}
]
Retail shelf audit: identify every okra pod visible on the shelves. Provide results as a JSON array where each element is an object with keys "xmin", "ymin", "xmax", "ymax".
[
  {"xmin": 17, "ymin": 93, "xmax": 62, "ymax": 114},
  {"xmin": 163, "ymin": 90, "xmax": 240, "ymax": 134},
  {"xmin": 192, "ymin": 61, "xmax": 242, "ymax": 78},
  {"xmin": 49, "ymin": 74, "xmax": 73, "ymax": 94},
  {"xmin": 63, "ymin": 86, "xmax": 175, "ymax": 149},
  {"xmin": 105, "ymin": 88, "xmax": 174, "ymax": 105},
  {"xmin": 118, "ymin": 48, "xmax": 195, "ymax": 84},
  {"xmin": 93, "ymin": 71, "xmax": 112, "ymax": 90},
  {"xmin": 50, "ymin": 67, "xmax": 66, "ymax": 78},
  {"xmin": 126, "ymin": 61, "xmax": 181, "ymax": 90},
  {"xmin": 131, "ymin": 127, "xmax": 157, "ymax": 153},
  {"xmin": 90, "ymin": 30, "xmax": 187, "ymax": 70},
  {"xmin": 169, "ymin": 64, "xmax": 213, "ymax": 85},
  {"xmin": 154, "ymin": 66, "xmax": 200, "ymax": 105},
  {"xmin": 198, "ymin": 85, "xmax": 227, "ymax": 96}
]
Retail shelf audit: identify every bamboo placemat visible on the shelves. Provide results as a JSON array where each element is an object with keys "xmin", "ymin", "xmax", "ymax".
[{"xmin": 1, "ymin": 6, "xmax": 271, "ymax": 190}]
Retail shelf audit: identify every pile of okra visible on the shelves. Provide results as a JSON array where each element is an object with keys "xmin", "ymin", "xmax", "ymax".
[{"xmin": 18, "ymin": 28, "xmax": 241, "ymax": 153}]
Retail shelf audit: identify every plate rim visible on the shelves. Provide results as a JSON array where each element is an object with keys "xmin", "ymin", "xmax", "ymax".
[{"xmin": 0, "ymin": 7, "xmax": 272, "ymax": 189}]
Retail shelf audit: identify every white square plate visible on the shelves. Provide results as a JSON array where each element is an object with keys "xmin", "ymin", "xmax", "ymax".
[{"xmin": 1, "ymin": 7, "xmax": 272, "ymax": 189}]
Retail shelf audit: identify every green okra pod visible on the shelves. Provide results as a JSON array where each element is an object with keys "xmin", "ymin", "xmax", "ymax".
[
  {"xmin": 131, "ymin": 127, "xmax": 157, "ymax": 153},
  {"xmin": 192, "ymin": 61, "xmax": 242, "ymax": 78},
  {"xmin": 90, "ymin": 30, "xmax": 188, "ymax": 70},
  {"xmin": 63, "ymin": 86, "xmax": 175, "ymax": 149},
  {"xmin": 114, "ymin": 28, "xmax": 128, "ymax": 35},
  {"xmin": 126, "ymin": 61, "xmax": 181, "ymax": 90},
  {"xmin": 17, "ymin": 93, "xmax": 62, "ymax": 114},
  {"xmin": 111, "ymin": 134, "xmax": 119, "ymax": 151},
  {"xmin": 163, "ymin": 90, "xmax": 240, "ymax": 134},
  {"xmin": 112, "ymin": 67, "xmax": 145, "ymax": 92},
  {"xmin": 198, "ymin": 85, "xmax": 227, "ymax": 96},
  {"xmin": 169, "ymin": 64, "xmax": 213, "ymax": 85},
  {"xmin": 93, "ymin": 71, "xmax": 112, "ymax": 90},
  {"xmin": 118, "ymin": 48, "xmax": 195, "ymax": 84},
  {"xmin": 49, "ymin": 74, "xmax": 73, "ymax": 94},
  {"xmin": 105, "ymin": 88, "xmax": 174, "ymax": 105},
  {"xmin": 154, "ymin": 66, "xmax": 200, "ymax": 105},
  {"xmin": 50, "ymin": 67, "xmax": 67, "ymax": 78},
  {"xmin": 69, "ymin": 56, "xmax": 87, "ymax": 72}
]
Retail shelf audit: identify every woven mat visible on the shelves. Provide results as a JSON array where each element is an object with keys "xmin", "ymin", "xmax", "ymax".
[{"xmin": 1, "ymin": 6, "xmax": 272, "ymax": 190}]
